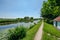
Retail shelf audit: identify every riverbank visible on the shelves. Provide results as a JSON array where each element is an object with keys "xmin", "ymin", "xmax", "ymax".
[
  {"xmin": 0, "ymin": 19, "xmax": 18, "ymax": 25},
  {"xmin": 0, "ymin": 17, "xmax": 40, "ymax": 25},
  {"xmin": 22, "ymin": 21, "xmax": 42, "ymax": 40},
  {"xmin": 0, "ymin": 20, "xmax": 40, "ymax": 40}
]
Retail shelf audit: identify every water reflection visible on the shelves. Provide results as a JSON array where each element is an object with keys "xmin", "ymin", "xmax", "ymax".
[
  {"xmin": 0, "ymin": 20, "xmax": 40, "ymax": 40},
  {"xmin": 0, "ymin": 20, "xmax": 40, "ymax": 30}
]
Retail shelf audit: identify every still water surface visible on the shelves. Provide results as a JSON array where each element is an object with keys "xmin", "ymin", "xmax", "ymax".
[
  {"xmin": 0, "ymin": 20, "xmax": 40, "ymax": 40},
  {"xmin": 0, "ymin": 20, "xmax": 39, "ymax": 30}
]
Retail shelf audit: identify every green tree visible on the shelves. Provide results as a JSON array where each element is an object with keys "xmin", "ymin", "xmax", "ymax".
[
  {"xmin": 24, "ymin": 17, "xmax": 29, "ymax": 20},
  {"xmin": 16, "ymin": 18, "xmax": 21, "ymax": 22},
  {"xmin": 30, "ymin": 17, "xmax": 34, "ymax": 22},
  {"xmin": 30, "ymin": 17, "xmax": 33, "ymax": 20},
  {"xmin": 41, "ymin": 0, "xmax": 60, "ymax": 24},
  {"xmin": 24, "ymin": 16, "xmax": 29, "ymax": 22}
]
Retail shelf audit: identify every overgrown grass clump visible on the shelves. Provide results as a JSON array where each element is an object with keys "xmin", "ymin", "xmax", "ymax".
[
  {"xmin": 22, "ymin": 21, "xmax": 42, "ymax": 40},
  {"xmin": 7, "ymin": 26, "xmax": 27, "ymax": 40}
]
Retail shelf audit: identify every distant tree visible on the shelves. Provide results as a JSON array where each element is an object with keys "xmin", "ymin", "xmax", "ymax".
[
  {"xmin": 30, "ymin": 17, "xmax": 34, "ymax": 22},
  {"xmin": 20, "ymin": 18, "xmax": 24, "ymax": 22},
  {"xmin": 30, "ymin": 17, "xmax": 33, "ymax": 20},
  {"xmin": 16, "ymin": 18, "xmax": 21, "ymax": 22},
  {"xmin": 24, "ymin": 16, "xmax": 30, "ymax": 22},
  {"xmin": 24, "ymin": 16, "xmax": 29, "ymax": 20}
]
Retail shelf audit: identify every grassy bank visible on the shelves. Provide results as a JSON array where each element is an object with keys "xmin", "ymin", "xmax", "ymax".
[
  {"xmin": 22, "ymin": 21, "xmax": 42, "ymax": 40},
  {"xmin": 42, "ymin": 32, "xmax": 58, "ymax": 40},
  {"xmin": 42, "ymin": 22, "xmax": 60, "ymax": 40}
]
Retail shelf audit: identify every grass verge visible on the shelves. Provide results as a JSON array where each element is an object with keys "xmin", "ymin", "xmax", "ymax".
[
  {"xmin": 42, "ymin": 32, "xmax": 58, "ymax": 40},
  {"xmin": 22, "ymin": 21, "xmax": 42, "ymax": 40},
  {"xmin": 42, "ymin": 22, "xmax": 60, "ymax": 40}
]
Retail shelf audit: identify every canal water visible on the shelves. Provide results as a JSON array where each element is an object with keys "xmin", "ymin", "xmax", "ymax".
[
  {"xmin": 0, "ymin": 20, "xmax": 39, "ymax": 30},
  {"xmin": 0, "ymin": 20, "xmax": 40, "ymax": 40}
]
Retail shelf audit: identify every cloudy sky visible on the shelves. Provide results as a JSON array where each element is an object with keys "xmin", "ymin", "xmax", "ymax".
[{"xmin": 0, "ymin": 0, "xmax": 44, "ymax": 18}]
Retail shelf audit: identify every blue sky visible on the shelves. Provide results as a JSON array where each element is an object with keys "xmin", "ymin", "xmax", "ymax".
[{"xmin": 0, "ymin": 0, "xmax": 44, "ymax": 18}]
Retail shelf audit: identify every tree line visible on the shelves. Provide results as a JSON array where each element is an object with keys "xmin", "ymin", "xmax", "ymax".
[{"xmin": 0, "ymin": 17, "xmax": 34, "ymax": 25}]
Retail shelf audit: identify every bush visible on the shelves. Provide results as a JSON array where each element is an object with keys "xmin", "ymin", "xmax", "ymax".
[{"xmin": 7, "ymin": 26, "xmax": 26, "ymax": 40}]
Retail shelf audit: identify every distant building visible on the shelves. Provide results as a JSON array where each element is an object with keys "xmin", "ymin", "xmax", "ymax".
[{"xmin": 53, "ymin": 16, "xmax": 60, "ymax": 29}]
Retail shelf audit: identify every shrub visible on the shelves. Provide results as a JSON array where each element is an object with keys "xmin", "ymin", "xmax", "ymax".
[{"xmin": 7, "ymin": 26, "xmax": 26, "ymax": 40}]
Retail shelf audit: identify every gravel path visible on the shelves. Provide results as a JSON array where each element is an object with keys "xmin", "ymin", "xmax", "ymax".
[{"xmin": 34, "ymin": 21, "xmax": 44, "ymax": 40}]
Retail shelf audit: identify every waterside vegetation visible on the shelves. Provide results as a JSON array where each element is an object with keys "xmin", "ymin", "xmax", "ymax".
[
  {"xmin": 0, "ymin": 17, "xmax": 40, "ymax": 25},
  {"xmin": 22, "ymin": 21, "xmax": 42, "ymax": 40}
]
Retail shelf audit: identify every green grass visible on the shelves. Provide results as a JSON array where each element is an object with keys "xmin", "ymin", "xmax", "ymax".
[
  {"xmin": 44, "ymin": 23, "xmax": 60, "ymax": 37},
  {"xmin": 42, "ymin": 32, "xmax": 58, "ymax": 40},
  {"xmin": 22, "ymin": 21, "xmax": 42, "ymax": 40},
  {"xmin": 42, "ymin": 22, "xmax": 60, "ymax": 40}
]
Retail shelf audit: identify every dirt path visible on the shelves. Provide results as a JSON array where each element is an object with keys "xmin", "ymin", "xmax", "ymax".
[{"xmin": 34, "ymin": 21, "xmax": 44, "ymax": 40}]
